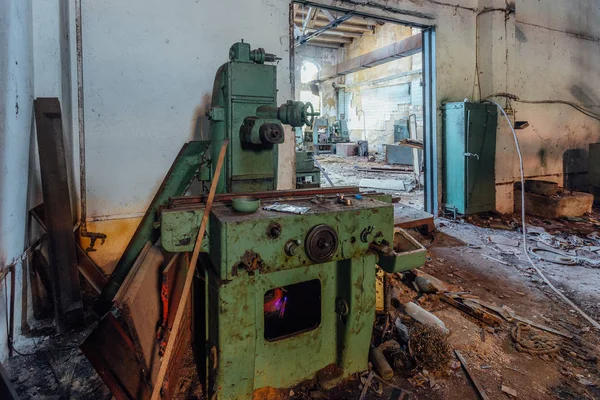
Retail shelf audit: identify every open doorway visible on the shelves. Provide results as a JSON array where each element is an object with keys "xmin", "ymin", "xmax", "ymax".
[{"xmin": 291, "ymin": 3, "xmax": 436, "ymax": 213}]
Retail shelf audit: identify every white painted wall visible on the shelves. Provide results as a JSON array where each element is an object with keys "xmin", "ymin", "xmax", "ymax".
[
  {"xmin": 80, "ymin": 0, "xmax": 293, "ymax": 219},
  {"xmin": 0, "ymin": 0, "xmax": 34, "ymax": 361}
]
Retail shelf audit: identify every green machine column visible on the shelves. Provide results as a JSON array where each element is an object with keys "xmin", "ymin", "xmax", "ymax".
[{"xmin": 207, "ymin": 41, "xmax": 317, "ymax": 193}]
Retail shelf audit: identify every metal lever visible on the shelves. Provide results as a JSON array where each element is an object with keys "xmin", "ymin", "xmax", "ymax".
[{"xmin": 463, "ymin": 152, "xmax": 480, "ymax": 160}]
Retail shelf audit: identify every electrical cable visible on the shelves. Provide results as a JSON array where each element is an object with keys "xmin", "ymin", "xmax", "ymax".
[
  {"xmin": 486, "ymin": 93, "xmax": 600, "ymax": 122},
  {"xmin": 485, "ymin": 99, "xmax": 600, "ymax": 330}
]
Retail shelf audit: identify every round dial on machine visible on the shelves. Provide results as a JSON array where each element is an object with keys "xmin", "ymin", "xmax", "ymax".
[{"xmin": 305, "ymin": 224, "xmax": 338, "ymax": 263}]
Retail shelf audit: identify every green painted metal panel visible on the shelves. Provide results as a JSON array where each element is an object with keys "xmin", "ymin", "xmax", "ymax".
[
  {"xmin": 201, "ymin": 252, "xmax": 376, "ymax": 399},
  {"xmin": 466, "ymin": 108, "xmax": 497, "ymax": 213},
  {"xmin": 442, "ymin": 103, "xmax": 467, "ymax": 214},
  {"xmin": 442, "ymin": 102, "xmax": 497, "ymax": 214}
]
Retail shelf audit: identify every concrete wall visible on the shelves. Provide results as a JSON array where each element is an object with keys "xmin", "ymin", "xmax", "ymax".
[
  {"xmin": 76, "ymin": 0, "xmax": 295, "ymax": 271},
  {"xmin": 0, "ymin": 0, "xmax": 34, "ymax": 361}
]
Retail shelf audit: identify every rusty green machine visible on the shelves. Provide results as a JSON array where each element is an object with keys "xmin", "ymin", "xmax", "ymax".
[{"xmin": 94, "ymin": 41, "xmax": 425, "ymax": 399}]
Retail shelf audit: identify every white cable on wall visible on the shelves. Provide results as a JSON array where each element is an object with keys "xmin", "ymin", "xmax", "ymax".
[{"xmin": 485, "ymin": 99, "xmax": 600, "ymax": 330}]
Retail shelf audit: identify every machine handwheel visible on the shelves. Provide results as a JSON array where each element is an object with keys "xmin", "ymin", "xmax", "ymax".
[
  {"xmin": 305, "ymin": 224, "xmax": 338, "ymax": 263},
  {"xmin": 304, "ymin": 102, "xmax": 318, "ymax": 127}
]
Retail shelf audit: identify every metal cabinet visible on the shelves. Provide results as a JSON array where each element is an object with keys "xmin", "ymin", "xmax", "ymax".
[{"xmin": 442, "ymin": 102, "xmax": 498, "ymax": 215}]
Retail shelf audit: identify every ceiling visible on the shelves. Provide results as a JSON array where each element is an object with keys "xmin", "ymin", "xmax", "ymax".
[{"xmin": 293, "ymin": 4, "xmax": 385, "ymax": 49}]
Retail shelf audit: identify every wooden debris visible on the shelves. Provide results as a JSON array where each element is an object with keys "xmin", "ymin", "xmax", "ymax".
[
  {"xmin": 454, "ymin": 350, "xmax": 490, "ymax": 400},
  {"xmin": 441, "ymin": 295, "xmax": 502, "ymax": 327},
  {"xmin": 501, "ymin": 385, "xmax": 517, "ymax": 397},
  {"xmin": 470, "ymin": 299, "xmax": 573, "ymax": 339},
  {"xmin": 359, "ymin": 371, "xmax": 375, "ymax": 400}
]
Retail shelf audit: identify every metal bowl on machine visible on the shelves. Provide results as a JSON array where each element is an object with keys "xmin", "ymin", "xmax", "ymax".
[{"xmin": 232, "ymin": 197, "xmax": 261, "ymax": 213}]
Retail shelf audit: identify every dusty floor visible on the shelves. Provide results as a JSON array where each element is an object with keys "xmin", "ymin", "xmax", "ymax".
[
  {"xmin": 4, "ymin": 207, "xmax": 600, "ymax": 399},
  {"xmin": 315, "ymin": 154, "xmax": 425, "ymax": 210}
]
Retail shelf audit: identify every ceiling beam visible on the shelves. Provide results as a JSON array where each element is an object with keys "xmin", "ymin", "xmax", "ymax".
[
  {"xmin": 294, "ymin": 18, "xmax": 373, "ymax": 33},
  {"xmin": 315, "ymin": 34, "xmax": 423, "ymax": 82},
  {"xmin": 306, "ymin": 41, "xmax": 344, "ymax": 49},
  {"xmin": 305, "ymin": 29, "xmax": 363, "ymax": 38},
  {"xmin": 310, "ymin": 35, "xmax": 352, "ymax": 44},
  {"xmin": 294, "ymin": 13, "xmax": 382, "ymax": 28},
  {"xmin": 295, "ymin": 12, "xmax": 354, "ymax": 47}
]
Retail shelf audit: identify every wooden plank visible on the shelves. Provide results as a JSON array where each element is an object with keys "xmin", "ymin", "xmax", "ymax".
[
  {"xmin": 469, "ymin": 299, "xmax": 573, "ymax": 339},
  {"xmin": 151, "ymin": 139, "xmax": 230, "ymax": 400},
  {"xmin": 162, "ymin": 254, "xmax": 193, "ymax": 400},
  {"xmin": 114, "ymin": 242, "xmax": 152, "ymax": 304},
  {"xmin": 34, "ymin": 97, "xmax": 83, "ymax": 331},
  {"xmin": 118, "ymin": 245, "xmax": 165, "ymax": 386},
  {"xmin": 441, "ymin": 295, "xmax": 502, "ymax": 327},
  {"xmin": 454, "ymin": 350, "xmax": 490, "ymax": 400}
]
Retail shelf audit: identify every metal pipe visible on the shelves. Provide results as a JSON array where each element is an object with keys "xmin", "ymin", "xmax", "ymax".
[
  {"xmin": 312, "ymin": 158, "xmax": 334, "ymax": 187},
  {"xmin": 75, "ymin": 0, "xmax": 105, "ymax": 251},
  {"xmin": 357, "ymin": 109, "xmax": 366, "ymax": 140}
]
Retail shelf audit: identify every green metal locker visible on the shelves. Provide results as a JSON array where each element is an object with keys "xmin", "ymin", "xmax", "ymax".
[{"xmin": 442, "ymin": 102, "xmax": 498, "ymax": 215}]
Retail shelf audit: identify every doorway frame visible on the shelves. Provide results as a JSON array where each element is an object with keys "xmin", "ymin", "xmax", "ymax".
[{"xmin": 289, "ymin": 1, "xmax": 438, "ymax": 215}]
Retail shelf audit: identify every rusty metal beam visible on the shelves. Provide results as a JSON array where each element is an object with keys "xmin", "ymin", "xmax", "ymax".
[{"xmin": 316, "ymin": 34, "xmax": 422, "ymax": 82}]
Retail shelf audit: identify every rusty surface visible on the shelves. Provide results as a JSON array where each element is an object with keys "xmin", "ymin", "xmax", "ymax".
[
  {"xmin": 80, "ymin": 313, "xmax": 151, "ymax": 400},
  {"xmin": 167, "ymin": 186, "xmax": 361, "ymax": 207},
  {"xmin": 233, "ymin": 250, "xmax": 265, "ymax": 276}
]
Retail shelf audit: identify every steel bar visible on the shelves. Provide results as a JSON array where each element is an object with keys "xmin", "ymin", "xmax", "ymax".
[
  {"xmin": 313, "ymin": 158, "xmax": 334, "ymax": 186},
  {"xmin": 34, "ymin": 98, "xmax": 84, "ymax": 331},
  {"xmin": 151, "ymin": 140, "xmax": 230, "ymax": 400}
]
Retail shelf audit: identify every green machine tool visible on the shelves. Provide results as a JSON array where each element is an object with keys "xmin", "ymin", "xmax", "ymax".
[{"xmin": 96, "ymin": 41, "xmax": 425, "ymax": 399}]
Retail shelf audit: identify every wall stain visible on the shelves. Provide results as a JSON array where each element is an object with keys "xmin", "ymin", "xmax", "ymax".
[{"xmin": 538, "ymin": 148, "xmax": 547, "ymax": 169}]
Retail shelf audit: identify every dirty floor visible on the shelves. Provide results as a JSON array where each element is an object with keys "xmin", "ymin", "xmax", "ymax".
[
  {"xmin": 315, "ymin": 154, "xmax": 425, "ymax": 210},
  {"xmin": 5, "ymin": 208, "xmax": 600, "ymax": 399}
]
